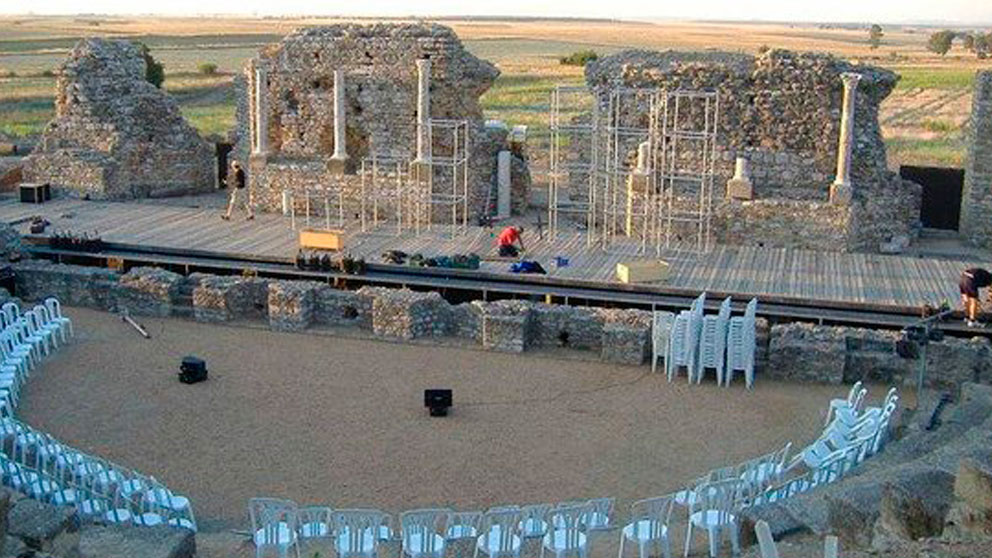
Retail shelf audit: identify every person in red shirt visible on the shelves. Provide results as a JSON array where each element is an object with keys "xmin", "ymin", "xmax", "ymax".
[{"xmin": 497, "ymin": 225, "xmax": 525, "ymax": 257}]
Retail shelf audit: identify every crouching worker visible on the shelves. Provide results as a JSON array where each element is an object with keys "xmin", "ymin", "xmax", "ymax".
[
  {"xmin": 960, "ymin": 266, "xmax": 992, "ymax": 327},
  {"xmin": 497, "ymin": 225, "xmax": 525, "ymax": 258}
]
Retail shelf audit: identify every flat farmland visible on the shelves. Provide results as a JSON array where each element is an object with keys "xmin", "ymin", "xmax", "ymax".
[{"xmin": 0, "ymin": 16, "xmax": 987, "ymax": 168}]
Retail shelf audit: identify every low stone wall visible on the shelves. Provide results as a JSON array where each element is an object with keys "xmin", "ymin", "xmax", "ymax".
[
  {"xmin": 714, "ymin": 199, "xmax": 849, "ymax": 251},
  {"xmin": 11, "ymin": 261, "xmax": 992, "ymax": 388},
  {"xmin": 768, "ymin": 322, "xmax": 992, "ymax": 389}
]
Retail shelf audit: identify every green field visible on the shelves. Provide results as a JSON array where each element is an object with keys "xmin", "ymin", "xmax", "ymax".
[{"xmin": 0, "ymin": 31, "xmax": 982, "ymax": 170}]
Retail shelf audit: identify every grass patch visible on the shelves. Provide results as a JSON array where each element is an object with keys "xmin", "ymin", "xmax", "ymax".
[
  {"xmin": 920, "ymin": 119, "xmax": 956, "ymax": 134},
  {"xmin": 885, "ymin": 136, "xmax": 966, "ymax": 168},
  {"xmin": 894, "ymin": 67, "xmax": 976, "ymax": 90},
  {"xmin": 0, "ymin": 97, "xmax": 55, "ymax": 138},
  {"xmin": 179, "ymin": 101, "xmax": 236, "ymax": 139}
]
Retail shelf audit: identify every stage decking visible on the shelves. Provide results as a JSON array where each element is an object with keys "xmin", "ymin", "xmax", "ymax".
[{"xmin": 1, "ymin": 194, "xmax": 985, "ymax": 309}]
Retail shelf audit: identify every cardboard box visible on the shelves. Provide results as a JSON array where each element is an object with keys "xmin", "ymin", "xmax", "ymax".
[
  {"xmin": 299, "ymin": 228, "xmax": 344, "ymax": 251},
  {"xmin": 616, "ymin": 259, "xmax": 670, "ymax": 284}
]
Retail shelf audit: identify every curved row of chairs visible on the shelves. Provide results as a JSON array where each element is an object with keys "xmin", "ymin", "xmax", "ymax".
[
  {"xmin": 0, "ymin": 298, "xmax": 197, "ymax": 532},
  {"xmin": 250, "ymin": 386, "xmax": 897, "ymax": 558},
  {"xmin": 652, "ymin": 294, "xmax": 758, "ymax": 389}
]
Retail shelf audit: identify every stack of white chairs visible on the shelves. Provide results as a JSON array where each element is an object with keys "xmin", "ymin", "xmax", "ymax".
[
  {"xmin": 725, "ymin": 298, "xmax": 757, "ymax": 388},
  {"xmin": 650, "ymin": 311, "xmax": 675, "ymax": 374},
  {"xmin": 666, "ymin": 293, "xmax": 706, "ymax": 382},
  {"xmin": 696, "ymin": 297, "xmax": 732, "ymax": 384}
]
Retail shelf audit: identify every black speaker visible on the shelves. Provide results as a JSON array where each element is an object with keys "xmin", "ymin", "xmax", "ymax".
[
  {"xmin": 179, "ymin": 356, "xmax": 208, "ymax": 384},
  {"xmin": 424, "ymin": 389, "xmax": 452, "ymax": 417}
]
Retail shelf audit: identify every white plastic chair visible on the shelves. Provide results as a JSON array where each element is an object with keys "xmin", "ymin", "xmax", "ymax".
[
  {"xmin": 667, "ymin": 293, "xmax": 706, "ymax": 382},
  {"xmin": 475, "ymin": 507, "xmax": 523, "ymax": 558},
  {"xmin": 333, "ymin": 509, "xmax": 387, "ymax": 558},
  {"xmin": 696, "ymin": 298, "xmax": 732, "ymax": 384},
  {"xmin": 825, "ymin": 382, "xmax": 866, "ymax": 426},
  {"xmin": 651, "ymin": 311, "xmax": 675, "ymax": 373},
  {"xmin": 739, "ymin": 443, "xmax": 792, "ymax": 492},
  {"xmin": 250, "ymin": 497, "xmax": 300, "ymax": 558},
  {"xmin": 33, "ymin": 305, "xmax": 64, "ymax": 348},
  {"xmin": 45, "ymin": 298, "xmax": 74, "ymax": 340},
  {"xmin": 402, "ymin": 508, "xmax": 452, "ymax": 558},
  {"xmin": 725, "ymin": 299, "xmax": 757, "ymax": 388},
  {"xmin": 518, "ymin": 503, "xmax": 551, "ymax": 541},
  {"xmin": 619, "ymin": 495, "xmax": 675, "ymax": 558},
  {"xmin": 299, "ymin": 506, "xmax": 333, "ymax": 540},
  {"xmin": 1, "ymin": 303, "xmax": 19, "ymax": 328},
  {"xmin": 683, "ymin": 479, "xmax": 743, "ymax": 558},
  {"xmin": 542, "ymin": 503, "xmax": 589, "ymax": 558},
  {"xmin": 447, "ymin": 510, "xmax": 483, "ymax": 558}
]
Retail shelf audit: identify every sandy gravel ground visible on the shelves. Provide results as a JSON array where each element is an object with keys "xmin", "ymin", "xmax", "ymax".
[{"xmin": 18, "ymin": 308, "xmax": 866, "ymax": 552}]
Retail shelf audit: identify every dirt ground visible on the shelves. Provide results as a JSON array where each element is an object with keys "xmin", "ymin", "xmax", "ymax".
[{"xmin": 19, "ymin": 308, "xmax": 858, "ymax": 539}]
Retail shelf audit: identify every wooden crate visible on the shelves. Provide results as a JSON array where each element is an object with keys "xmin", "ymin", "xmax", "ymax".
[
  {"xmin": 299, "ymin": 228, "xmax": 344, "ymax": 251},
  {"xmin": 616, "ymin": 259, "xmax": 670, "ymax": 284}
]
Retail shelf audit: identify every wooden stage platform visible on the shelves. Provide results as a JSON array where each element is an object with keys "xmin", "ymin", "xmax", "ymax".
[{"xmin": 1, "ymin": 193, "xmax": 986, "ymax": 310}]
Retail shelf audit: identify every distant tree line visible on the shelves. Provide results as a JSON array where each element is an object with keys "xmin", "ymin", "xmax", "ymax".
[{"xmin": 927, "ymin": 29, "xmax": 992, "ymax": 58}]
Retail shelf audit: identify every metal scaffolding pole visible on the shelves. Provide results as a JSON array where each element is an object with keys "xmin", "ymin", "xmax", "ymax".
[{"xmin": 548, "ymin": 85, "xmax": 598, "ymax": 245}]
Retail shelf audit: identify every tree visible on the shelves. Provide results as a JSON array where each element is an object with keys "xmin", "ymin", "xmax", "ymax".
[
  {"xmin": 559, "ymin": 50, "xmax": 599, "ymax": 66},
  {"xmin": 963, "ymin": 33, "xmax": 976, "ymax": 52},
  {"xmin": 868, "ymin": 24, "xmax": 884, "ymax": 49},
  {"xmin": 197, "ymin": 63, "xmax": 218, "ymax": 75},
  {"xmin": 132, "ymin": 41, "xmax": 164, "ymax": 88},
  {"xmin": 976, "ymin": 33, "xmax": 992, "ymax": 59},
  {"xmin": 927, "ymin": 30, "xmax": 956, "ymax": 56}
]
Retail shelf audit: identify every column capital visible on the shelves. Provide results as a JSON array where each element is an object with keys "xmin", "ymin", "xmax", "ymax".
[{"xmin": 839, "ymin": 72, "xmax": 862, "ymax": 89}]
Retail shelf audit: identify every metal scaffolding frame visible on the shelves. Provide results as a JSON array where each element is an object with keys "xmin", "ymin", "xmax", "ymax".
[
  {"xmin": 548, "ymin": 85, "xmax": 599, "ymax": 244},
  {"xmin": 288, "ymin": 185, "xmax": 346, "ymax": 231},
  {"xmin": 545, "ymin": 84, "xmax": 718, "ymax": 256},
  {"xmin": 360, "ymin": 153, "xmax": 414, "ymax": 235},
  {"xmin": 654, "ymin": 90, "xmax": 719, "ymax": 256},
  {"xmin": 410, "ymin": 118, "xmax": 470, "ymax": 236},
  {"xmin": 600, "ymin": 87, "xmax": 661, "ymax": 253}
]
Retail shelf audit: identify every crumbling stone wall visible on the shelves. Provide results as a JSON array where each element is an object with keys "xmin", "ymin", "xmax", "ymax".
[
  {"xmin": 239, "ymin": 24, "xmax": 510, "ymax": 218},
  {"xmin": 584, "ymin": 49, "xmax": 921, "ymax": 252},
  {"xmin": 12, "ymin": 263, "xmax": 992, "ymax": 388},
  {"xmin": 768, "ymin": 322, "xmax": 992, "ymax": 389},
  {"xmin": 960, "ymin": 71, "xmax": 992, "ymax": 249},
  {"xmin": 24, "ymin": 39, "xmax": 215, "ymax": 199}
]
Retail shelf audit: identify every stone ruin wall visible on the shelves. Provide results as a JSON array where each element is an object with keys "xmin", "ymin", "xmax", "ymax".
[
  {"xmin": 583, "ymin": 49, "xmax": 921, "ymax": 252},
  {"xmin": 960, "ymin": 71, "xmax": 992, "ymax": 249},
  {"xmin": 23, "ymin": 39, "xmax": 215, "ymax": 200},
  {"xmin": 13, "ymin": 259, "xmax": 992, "ymax": 391},
  {"xmin": 236, "ymin": 24, "xmax": 514, "ymax": 219}
]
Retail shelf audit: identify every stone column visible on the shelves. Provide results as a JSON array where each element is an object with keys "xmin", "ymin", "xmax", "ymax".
[
  {"xmin": 497, "ymin": 151, "xmax": 511, "ymax": 219},
  {"xmin": 626, "ymin": 140, "xmax": 651, "ymax": 236},
  {"xmin": 960, "ymin": 71, "xmax": 992, "ymax": 247},
  {"xmin": 415, "ymin": 59, "xmax": 431, "ymax": 164},
  {"xmin": 329, "ymin": 69, "xmax": 348, "ymax": 174},
  {"xmin": 253, "ymin": 68, "xmax": 269, "ymax": 155},
  {"xmin": 727, "ymin": 156, "xmax": 754, "ymax": 200},
  {"xmin": 830, "ymin": 72, "xmax": 861, "ymax": 204}
]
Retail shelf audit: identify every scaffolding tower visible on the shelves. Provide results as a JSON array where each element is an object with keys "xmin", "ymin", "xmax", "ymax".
[
  {"xmin": 410, "ymin": 118, "xmax": 470, "ymax": 237},
  {"xmin": 546, "ymin": 84, "xmax": 718, "ymax": 256},
  {"xmin": 288, "ymin": 185, "xmax": 346, "ymax": 231},
  {"xmin": 600, "ymin": 87, "xmax": 661, "ymax": 253},
  {"xmin": 360, "ymin": 153, "xmax": 414, "ymax": 235},
  {"xmin": 654, "ymin": 90, "xmax": 719, "ymax": 256},
  {"xmin": 548, "ymin": 86, "xmax": 598, "ymax": 243}
]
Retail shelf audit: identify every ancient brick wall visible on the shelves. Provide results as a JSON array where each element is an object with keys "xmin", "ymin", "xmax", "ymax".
[
  {"xmin": 23, "ymin": 39, "xmax": 215, "ymax": 200},
  {"xmin": 583, "ymin": 49, "xmax": 922, "ymax": 252},
  {"xmin": 960, "ymin": 71, "xmax": 992, "ymax": 248},
  {"xmin": 239, "ymin": 24, "xmax": 508, "ymax": 218}
]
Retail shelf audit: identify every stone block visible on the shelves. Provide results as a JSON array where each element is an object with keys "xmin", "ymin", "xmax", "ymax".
[
  {"xmin": 371, "ymin": 289, "xmax": 447, "ymax": 340},
  {"xmin": 7, "ymin": 498, "xmax": 76, "ymax": 551},
  {"xmin": 768, "ymin": 322, "xmax": 845, "ymax": 383},
  {"xmin": 874, "ymin": 482, "xmax": 946, "ymax": 543},
  {"xmin": 601, "ymin": 323, "xmax": 650, "ymax": 365},
  {"xmin": 79, "ymin": 525, "xmax": 195, "ymax": 558},
  {"xmin": 115, "ymin": 267, "xmax": 185, "ymax": 317},
  {"xmin": 726, "ymin": 178, "xmax": 753, "ymax": 200},
  {"xmin": 314, "ymin": 287, "xmax": 367, "ymax": 326},
  {"xmin": 481, "ymin": 301, "xmax": 533, "ymax": 353},
  {"xmin": 955, "ymin": 458, "xmax": 992, "ymax": 513},
  {"xmin": 192, "ymin": 275, "xmax": 269, "ymax": 322},
  {"xmin": 267, "ymin": 280, "xmax": 319, "ymax": 332}
]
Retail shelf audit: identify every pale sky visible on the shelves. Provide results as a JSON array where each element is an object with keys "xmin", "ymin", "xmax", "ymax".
[{"xmin": 3, "ymin": 0, "xmax": 990, "ymax": 25}]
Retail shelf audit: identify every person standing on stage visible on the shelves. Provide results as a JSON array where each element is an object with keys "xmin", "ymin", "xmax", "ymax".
[
  {"xmin": 222, "ymin": 160, "xmax": 254, "ymax": 221},
  {"xmin": 959, "ymin": 266, "xmax": 992, "ymax": 327}
]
